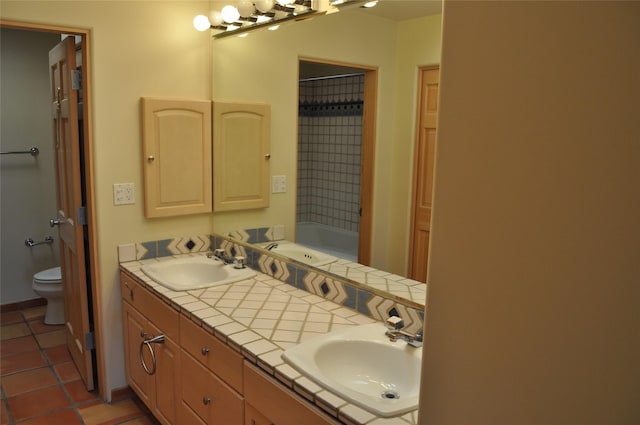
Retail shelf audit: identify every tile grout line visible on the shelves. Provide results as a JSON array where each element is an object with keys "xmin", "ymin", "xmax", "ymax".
[{"xmin": 1, "ymin": 309, "xmax": 130, "ymax": 425}]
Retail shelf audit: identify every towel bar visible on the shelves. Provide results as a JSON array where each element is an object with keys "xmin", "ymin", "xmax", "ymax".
[{"xmin": 1, "ymin": 147, "xmax": 39, "ymax": 157}]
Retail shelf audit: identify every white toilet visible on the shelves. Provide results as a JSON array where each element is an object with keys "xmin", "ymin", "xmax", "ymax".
[{"xmin": 32, "ymin": 266, "xmax": 64, "ymax": 325}]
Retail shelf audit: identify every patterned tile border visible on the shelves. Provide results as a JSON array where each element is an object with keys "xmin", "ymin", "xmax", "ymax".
[{"xmin": 118, "ymin": 230, "xmax": 424, "ymax": 332}]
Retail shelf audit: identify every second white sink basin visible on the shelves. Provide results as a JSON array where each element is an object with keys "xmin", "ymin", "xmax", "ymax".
[
  {"xmin": 141, "ymin": 255, "xmax": 256, "ymax": 291},
  {"xmin": 261, "ymin": 241, "xmax": 337, "ymax": 267},
  {"xmin": 282, "ymin": 322, "xmax": 422, "ymax": 417}
]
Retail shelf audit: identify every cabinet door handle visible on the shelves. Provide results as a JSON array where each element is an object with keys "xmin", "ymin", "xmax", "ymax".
[
  {"xmin": 201, "ymin": 347, "xmax": 210, "ymax": 356},
  {"xmin": 202, "ymin": 396, "xmax": 212, "ymax": 405},
  {"xmin": 147, "ymin": 155, "xmax": 155, "ymax": 162}
]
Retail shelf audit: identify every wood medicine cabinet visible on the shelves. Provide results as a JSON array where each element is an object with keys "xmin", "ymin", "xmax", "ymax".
[
  {"xmin": 141, "ymin": 98, "xmax": 270, "ymax": 218},
  {"xmin": 141, "ymin": 98, "xmax": 212, "ymax": 218},
  {"xmin": 213, "ymin": 102, "xmax": 270, "ymax": 212}
]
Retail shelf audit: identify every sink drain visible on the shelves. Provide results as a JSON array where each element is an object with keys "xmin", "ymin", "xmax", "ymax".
[{"xmin": 381, "ymin": 390, "xmax": 400, "ymax": 400}]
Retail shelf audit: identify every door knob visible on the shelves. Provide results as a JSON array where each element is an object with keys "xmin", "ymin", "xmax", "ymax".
[{"xmin": 49, "ymin": 218, "xmax": 63, "ymax": 227}]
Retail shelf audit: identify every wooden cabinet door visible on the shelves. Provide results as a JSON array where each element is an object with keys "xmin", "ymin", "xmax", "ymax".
[
  {"xmin": 152, "ymin": 327, "xmax": 180, "ymax": 425},
  {"xmin": 122, "ymin": 302, "xmax": 154, "ymax": 409},
  {"xmin": 244, "ymin": 363, "xmax": 337, "ymax": 425},
  {"xmin": 245, "ymin": 403, "xmax": 273, "ymax": 425},
  {"xmin": 213, "ymin": 102, "xmax": 270, "ymax": 212},
  {"xmin": 141, "ymin": 97, "xmax": 212, "ymax": 218}
]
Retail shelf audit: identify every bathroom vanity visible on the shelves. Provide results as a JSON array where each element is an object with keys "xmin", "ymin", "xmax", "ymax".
[{"xmin": 119, "ymin": 256, "xmax": 420, "ymax": 425}]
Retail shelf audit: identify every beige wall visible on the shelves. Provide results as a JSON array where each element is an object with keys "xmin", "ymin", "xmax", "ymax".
[
  {"xmin": 388, "ymin": 14, "xmax": 442, "ymax": 274},
  {"xmin": 1, "ymin": 1, "xmax": 211, "ymax": 398},
  {"xmin": 211, "ymin": 10, "xmax": 442, "ymax": 275},
  {"xmin": 421, "ymin": 1, "xmax": 640, "ymax": 423}
]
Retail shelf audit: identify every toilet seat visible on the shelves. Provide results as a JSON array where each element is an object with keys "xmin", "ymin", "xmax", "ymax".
[{"xmin": 33, "ymin": 267, "xmax": 61, "ymax": 284}]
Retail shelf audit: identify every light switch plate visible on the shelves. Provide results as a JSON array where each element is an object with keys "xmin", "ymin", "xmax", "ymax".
[
  {"xmin": 113, "ymin": 183, "xmax": 135, "ymax": 205},
  {"xmin": 272, "ymin": 175, "xmax": 287, "ymax": 193}
]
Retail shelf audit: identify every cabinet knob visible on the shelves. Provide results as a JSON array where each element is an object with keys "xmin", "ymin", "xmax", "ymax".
[
  {"xmin": 147, "ymin": 155, "xmax": 155, "ymax": 162},
  {"xmin": 202, "ymin": 396, "xmax": 212, "ymax": 405},
  {"xmin": 201, "ymin": 347, "xmax": 210, "ymax": 355},
  {"xmin": 264, "ymin": 153, "xmax": 271, "ymax": 159}
]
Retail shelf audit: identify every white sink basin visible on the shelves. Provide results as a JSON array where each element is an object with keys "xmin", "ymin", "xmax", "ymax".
[
  {"xmin": 261, "ymin": 242, "xmax": 337, "ymax": 267},
  {"xmin": 141, "ymin": 255, "xmax": 256, "ymax": 291},
  {"xmin": 282, "ymin": 323, "xmax": 421, "ymax": 417}
]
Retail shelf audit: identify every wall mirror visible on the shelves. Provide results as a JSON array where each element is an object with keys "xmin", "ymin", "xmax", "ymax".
[{"xmin": 211, "ymin": 0, "xmax": 442, "ymax": 309}]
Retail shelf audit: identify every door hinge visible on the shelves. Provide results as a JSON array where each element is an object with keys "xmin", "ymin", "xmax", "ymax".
[
  {"xmin": 85, "ymin": 332, "xmax": 95, "ymax": 350},
  {"xmin": 72, "ymin": 69, "xmax": 82, "ymax": 90},
  {"xmin": 359, "ymin": 207, "xmax": 362, "ymax": 217},
  {"xmin": 77, "ymin": 206, "xmax": 87, "ymax": 226}
]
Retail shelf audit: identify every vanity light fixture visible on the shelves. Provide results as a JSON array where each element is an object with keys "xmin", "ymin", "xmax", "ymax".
[
  {"xmin": 193, "ymin": 14, "xmax": 212, "ymax": 31},
  {"xmin": 221, "ymin": 5, "xmax": 241, "ymax": 23},
  {"xmin": 193, "ymin": 0, "xmax": 370, "ymax": 38}
]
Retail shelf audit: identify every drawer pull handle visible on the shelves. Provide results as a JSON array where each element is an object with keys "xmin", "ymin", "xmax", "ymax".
[
  {"xmin": 202, "ymin": 396, "xmax": 212, "ymax": 405},
  {"xmin": 124, "ymin": 282, "xmax": 134, "ymax": 301},
  {"xmin": 201, "ymin": 347, "xmax": 210, "ymax": 355}
]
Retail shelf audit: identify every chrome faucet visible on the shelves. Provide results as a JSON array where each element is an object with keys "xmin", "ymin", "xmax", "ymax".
[
  {"xmin": 264, "ymin": 242, "xmax": 278, "ymax": 251},
  {"xmin": 209, "ymin": 249, "xmax": 246, "ymax": 269},
  {"xmin": 385, "ymin": 316, "xmax": 423, "ymax": 348}
]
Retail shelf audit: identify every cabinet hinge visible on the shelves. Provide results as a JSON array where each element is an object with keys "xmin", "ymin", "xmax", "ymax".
[
  {"xmin": 77, "ymin": 206, "xmax": 87, "ymax": 226},
  {"xmin": 72, "ymin": 69, "xmax": 82, "ymax": 90},
  {"xmin": 85, "ymin": 332, "xmax": 95, "ymax": 350}
]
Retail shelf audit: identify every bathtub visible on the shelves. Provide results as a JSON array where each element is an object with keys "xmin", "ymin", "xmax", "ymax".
[{"xmin": 295, "ymin": 222, "xmax": 358, "ymax": 262}]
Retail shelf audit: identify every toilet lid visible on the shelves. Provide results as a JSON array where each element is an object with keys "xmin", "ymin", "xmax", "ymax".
[{"xmin": 34, "ymin": 266, "xmax": 61, "ymax": 282}]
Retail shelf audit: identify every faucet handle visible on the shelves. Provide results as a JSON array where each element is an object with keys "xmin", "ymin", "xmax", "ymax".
[
  {"xmin": 386, "ymin": 315, "xmax": 404, "ymax": 330},
  {"xmin": 233, "ymin": 256, "xmax": 246, "ymax": 269},
  {"xmin": 214, "ymin": 248, "xmax": 225, "ymax": 257}
]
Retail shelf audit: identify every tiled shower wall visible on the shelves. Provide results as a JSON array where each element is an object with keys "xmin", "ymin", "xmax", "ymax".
[{"xmin": 297, "ymin": 74, "xmax": 364, "ymax": 233}]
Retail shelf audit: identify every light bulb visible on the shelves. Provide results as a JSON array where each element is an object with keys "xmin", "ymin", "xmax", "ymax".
[
  {"xmin": 276, "ymin": 0, "xmax": 294, "ymax": 5},
  {"xmin": 221, "ymin": 5, "xmax": 240, "ymax": 23},
  {"xmin": 209, "ymin": 10, "xmax": 223, "ymax": 27},
  {"xmin": 237, "ymin": 0, "xmax": 255, "ymax": 17},
  {"xmin": 193, "ymin": 15, "xmax": 211, "ymax": 31},
  {"xmin": 362, "ymin": 1, "xmax": 378, "ymax": 7},
  {"xmin": 255, "ymin": 0, "xmax": 275, "ymax": 13}
]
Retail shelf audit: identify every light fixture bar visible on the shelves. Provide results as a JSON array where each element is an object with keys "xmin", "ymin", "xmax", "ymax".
[{"xmin": 211, "ymin": 0, "xmax": 369, "ymax": 39}]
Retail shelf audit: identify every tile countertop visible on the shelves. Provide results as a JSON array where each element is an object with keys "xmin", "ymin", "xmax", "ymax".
[{"xmin": 120, "ymin": 255, "xmax": 419, "ymax": 425}]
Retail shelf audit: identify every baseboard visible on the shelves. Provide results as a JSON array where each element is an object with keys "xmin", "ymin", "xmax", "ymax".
[
  {"xmin": 0, "ymin": 298, "xmax": 46, "ymax": 313},
  {"xmin": 110, "ymin": 385, "xmax": 135, "ymax": 403}
]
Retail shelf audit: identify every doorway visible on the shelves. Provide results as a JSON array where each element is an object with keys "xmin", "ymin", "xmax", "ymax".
[
  {"xmin": 408, "ymin": 65, "xmax": 440, "ymax": 282},
  {"xmin": 1, "ymin": 20, "xmax": 101, "ymax": 396},
  {"xmin": 296, "ymin": 59, "xmax": 376, "ymax": 265}
]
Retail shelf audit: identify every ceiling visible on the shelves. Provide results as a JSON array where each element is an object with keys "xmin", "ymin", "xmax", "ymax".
[{"xmin": 359, "ymin": 0, "xmax": 442, "ymax": 21}]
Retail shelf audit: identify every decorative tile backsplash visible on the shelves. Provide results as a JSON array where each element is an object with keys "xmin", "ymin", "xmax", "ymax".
[{"xmin": 119, "ymin": 228, "xmax": 424, "ymax": 333}]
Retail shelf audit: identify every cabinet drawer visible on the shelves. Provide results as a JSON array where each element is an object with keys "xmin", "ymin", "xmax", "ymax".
[
  {"xmin": 120, "ymin": 272, "xmax": 179, "ymax": 340},
  {"xmin": 182, "ymin": 350, "xmax": 244, "ymax": 425},
  {"xmin": 180, "ymin": 315, "xmax": 243, "ymax": 393},
  {"xmin": 243, "ymin": 362, "xmax": 338, "ymax": 425}
]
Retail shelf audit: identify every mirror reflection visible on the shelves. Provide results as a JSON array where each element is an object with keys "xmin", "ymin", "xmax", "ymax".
[{"xmin": 212, "ymin": 1, "xmax": 442, "ymax": 308}]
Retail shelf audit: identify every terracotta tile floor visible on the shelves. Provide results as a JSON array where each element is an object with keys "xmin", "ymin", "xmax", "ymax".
[{"xmin": 1, "ymin": 306, "xmax": 158, "ymax": 425}]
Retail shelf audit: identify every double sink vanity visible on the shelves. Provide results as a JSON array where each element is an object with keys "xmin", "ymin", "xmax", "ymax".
[{"xmin": 119, "ymin": 233, "xmax": 423, "ymax": 425}]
